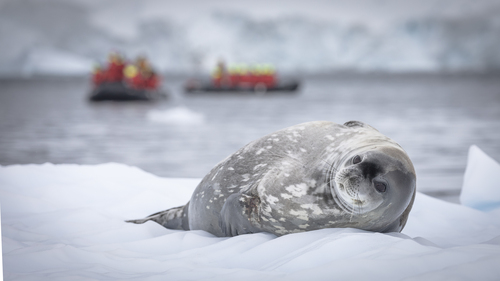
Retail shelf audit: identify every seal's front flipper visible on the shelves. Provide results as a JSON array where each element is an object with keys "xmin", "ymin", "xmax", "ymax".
[
  {"xmin": 219, "ymin": 193, "xmax": 262, "ymax": 236},
  {"xmin": 126, "ymin": 203, "xmax": 190, "ymax": 230}
]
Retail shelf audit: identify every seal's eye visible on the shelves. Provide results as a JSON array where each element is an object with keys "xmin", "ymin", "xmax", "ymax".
[
  {"xmin": 374, "ymin": 181, "xmax": 387, "ymax": 193},
  {"xmin": 352, "ymin": 155, "xmax": 362, "ymax": 164}
]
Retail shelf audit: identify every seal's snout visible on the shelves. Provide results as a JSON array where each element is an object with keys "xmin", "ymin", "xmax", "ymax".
[
  {"xmin": 353, "ymin": 158, "xmax": 388, "ymax": 193},
  {"xmin": 339, "ymin": 176, "xmax": 362, "ymax": 198},
  {"xmin": 358, "ymin": 161, "xmax": 382, "ymax": 181}
]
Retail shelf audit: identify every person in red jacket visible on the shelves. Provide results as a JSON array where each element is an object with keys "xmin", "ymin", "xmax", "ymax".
[
  {"xmin": 141, "ymin": 66, "xmax": 160, "ymax": 90},
  {"xmin": 91, "ymin": 64, "xmax": 105, "ymax": 86},
  {"xmin": 212, "ymin": 60, "xmax": 231, "ymax": 87},
  {"xmin": 105, "ymin": 52, "xmax": 126, "ymax": 82}
]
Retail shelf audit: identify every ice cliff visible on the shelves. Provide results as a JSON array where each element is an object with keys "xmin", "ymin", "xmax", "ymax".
[{"xmin": 1, "ymin": 0, "xmax": 500, "ymax": 76}]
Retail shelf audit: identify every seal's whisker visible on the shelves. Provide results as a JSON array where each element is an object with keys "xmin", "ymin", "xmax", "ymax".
[{"xmin": 356, "ymin": 188, "xmax": 362, "ymax": 214}]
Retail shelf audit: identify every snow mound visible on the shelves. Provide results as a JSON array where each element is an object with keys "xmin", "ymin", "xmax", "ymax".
[
  {"xmin": 147, "ymin": 107, "xmax": 205, "ymax": 125},
  {"xmin": 460, "ymin": 145, "xmax": 500, "ymax": 211},
  {"xmin": 1, "ymin": 147, "xmax": 500, "ymax": 280}
]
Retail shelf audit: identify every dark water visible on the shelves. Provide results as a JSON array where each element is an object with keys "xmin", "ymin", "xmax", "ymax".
[{"xmin": 1, "ymin": 73, "xmax": 499, "ymax": 202}]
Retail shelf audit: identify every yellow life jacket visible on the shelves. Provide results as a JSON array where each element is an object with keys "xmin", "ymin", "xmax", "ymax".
[{"xmin": 124, "ymin": 65, "xmax": 138, "ymax": 78}]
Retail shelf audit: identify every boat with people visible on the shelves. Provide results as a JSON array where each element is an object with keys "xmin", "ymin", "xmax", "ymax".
[
  {"xmin": 89, "ymin": 53, "xmax": 166, "ymax": 101},
  {"xmin": 184, "ymin": 62, "xmax": 299, "ymax": 94}
]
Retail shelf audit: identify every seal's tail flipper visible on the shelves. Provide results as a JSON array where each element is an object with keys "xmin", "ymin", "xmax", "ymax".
[{"xmin": 126, "ymin": 203, "xmax": 190, "ymax": 230}]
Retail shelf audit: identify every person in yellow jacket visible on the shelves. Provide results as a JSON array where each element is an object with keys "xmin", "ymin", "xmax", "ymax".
[{"xmin": 123, "ymin": 56, "xmax": 160, "ymax": 90}]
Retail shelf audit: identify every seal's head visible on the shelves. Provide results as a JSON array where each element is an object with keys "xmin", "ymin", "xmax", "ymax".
[{"xmin": 330, "ymin": 145, "xmax": 416, "ymax": 232}]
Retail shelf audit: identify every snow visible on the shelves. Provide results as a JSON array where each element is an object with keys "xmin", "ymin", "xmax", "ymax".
[
  {"xmin": 147, "ymin": 107, "xmax": 205, "ymax": 125},
  {"xmin": 1, "ymin": 146, "xmax": 500, "ymax": 280}
]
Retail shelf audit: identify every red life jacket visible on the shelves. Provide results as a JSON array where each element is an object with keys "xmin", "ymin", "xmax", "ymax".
[
  {"xmin": 129, "ymin": 74, "xmax": 144, "ymax": 89},
  {"xmin": 92, "ymin": 71, "xmax": 105, "ymax": 86},
  {"xmin": 144, "ymin": 75, "xmax": 160, "ymax": 90},
  {"xmin": 106, "ymin": 62, "xmax": 125, "ymax": 82},
  {"xmin": 127, "ymin": 73, "xmax": 159, "ymax": 90}
]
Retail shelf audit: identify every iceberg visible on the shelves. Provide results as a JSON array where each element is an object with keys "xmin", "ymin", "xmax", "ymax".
[
  {"xmin": 147, "ymin": 107, "xmax": 206, "ymax": 125},
  {"xmin": 460, "ymin": 145, "xmax": 500, "ymax": 211},
  {"xmin": 1, "ymin": 146, "xmax": 500, "ymax": 280}
]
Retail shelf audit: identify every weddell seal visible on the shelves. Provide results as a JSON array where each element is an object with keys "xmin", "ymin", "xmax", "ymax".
[{"xmin": 127, "ymin": 121, "xmax": 416, "ymax": 236}]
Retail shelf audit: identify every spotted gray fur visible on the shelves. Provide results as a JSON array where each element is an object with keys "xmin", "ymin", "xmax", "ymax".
[{"xmin": 127, "ymin": 121, "xmax": 416, "ymax": 237}]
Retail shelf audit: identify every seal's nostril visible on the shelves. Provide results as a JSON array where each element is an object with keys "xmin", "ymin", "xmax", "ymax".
[{"xmin": 374, "ymin": 180, "xmax": 387, "ymax": 193}]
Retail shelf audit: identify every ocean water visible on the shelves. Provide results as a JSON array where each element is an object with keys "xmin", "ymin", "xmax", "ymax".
[{"xmin": 1, "ymin": 73, "xmax": 499, "ymax": 202}]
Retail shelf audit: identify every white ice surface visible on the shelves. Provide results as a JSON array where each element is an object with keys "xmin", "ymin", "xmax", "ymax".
[{"xmin": 1, "ymin": 146, "xmax": 500, "ymax": 280}]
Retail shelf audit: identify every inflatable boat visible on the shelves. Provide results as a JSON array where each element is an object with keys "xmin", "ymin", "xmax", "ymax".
[
  {"xmin": 89, "ymin": 82, "xmax": 166, "ymax": 101},
  {"xmin": 184, "ymin": 79, "xmax": 300, "ymax": 94}
]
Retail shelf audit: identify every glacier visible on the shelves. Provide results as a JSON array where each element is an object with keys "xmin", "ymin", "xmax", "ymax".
[
  {"xmin": 1, "ymin": 145, "xmax": 500, "ymax": 280},
  {"xmin": 1, "ymin": 0, "xmax": 500, "ymax": 76}
]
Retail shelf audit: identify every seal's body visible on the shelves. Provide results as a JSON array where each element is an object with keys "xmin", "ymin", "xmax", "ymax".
[{"xmin": 128, "ymin": 121, "xmax": 416, "ymax": 237}]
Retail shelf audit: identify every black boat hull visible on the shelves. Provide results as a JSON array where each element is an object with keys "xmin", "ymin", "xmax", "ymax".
[
  {"xmin": 185, "ymin": 80, "xmax": 299, "ymax": 94},
  {"xmin": 89, "ymin": 82, "xmax": 166, "ymax": 101}
]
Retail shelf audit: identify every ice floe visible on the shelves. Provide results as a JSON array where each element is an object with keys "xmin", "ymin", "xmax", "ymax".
[
  {"xmin": 1, "ymin": 146, "xmax": 500, "ymax": 280},
  {"xmin": 147, "ymin": 107, "xmax": 205, "ymax": 125}
]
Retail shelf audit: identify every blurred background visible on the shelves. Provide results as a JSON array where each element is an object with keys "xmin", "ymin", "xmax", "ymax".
[{"xmin": 0, "ymin": 0, "xmax": 499, "ymax": 202}]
